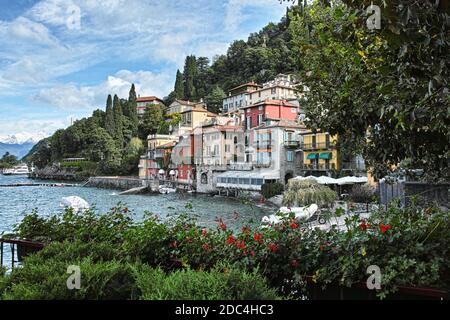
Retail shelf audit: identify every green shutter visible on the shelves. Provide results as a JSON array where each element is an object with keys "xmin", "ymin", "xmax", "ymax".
[{"xmin": 319, "ymin": 152, "xmax": 332, "ymax": 160}]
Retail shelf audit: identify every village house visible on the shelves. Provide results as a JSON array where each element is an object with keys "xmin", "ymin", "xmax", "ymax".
[
  {"xmin": 167, "ymin": 100, "xmax": 217, "ymax": 137},
  {"xmin": 138, "ymin": 134, "xmax": 178, "ymax": 180},
  {"xmin": 136, "ymin": 96, "xmax": 164, "ymax": 116},
  {"xmin": 216, "ymin": 119, "xmax": 307, "ymax": 192}
]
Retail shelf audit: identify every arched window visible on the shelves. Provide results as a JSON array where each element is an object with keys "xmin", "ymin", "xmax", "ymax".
[{"xmin": 201, "ymin": 173, "xmax": 208, "ymax": 184}]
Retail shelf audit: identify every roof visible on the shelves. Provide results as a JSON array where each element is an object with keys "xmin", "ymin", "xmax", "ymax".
[
  {"xmin": 136, "ymin": 96, "xmax": 163, "ymax": 102},
  {"xmin": 228, "ymin": 82, "xmax": 262, "ymax": 93},
  {"xmin": 217, "ymin": 170, "xmax": 279, "ymax": 180},
  {"xmin": 156, "ymin": 142, "xmax": 177, "ymax": 149},
  {"xmin": 242, "ymin": 99, "xmax": 298, "ymax": 109},
  {"xmin": 255, "ymin": 119, "xmax": 305, "ymax": 130}
]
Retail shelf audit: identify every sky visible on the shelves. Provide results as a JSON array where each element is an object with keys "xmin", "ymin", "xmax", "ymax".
[{"xmin": 0, "ymin": 0, "xmax": 290, "ymax": 139}]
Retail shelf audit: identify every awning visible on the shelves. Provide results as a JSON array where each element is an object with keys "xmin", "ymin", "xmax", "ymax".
[
  {"xmin": 306, "ymin": 153, "xmax": 318, "ymax": 160},
  {"xmin": 319, "ymin": 152, "xmax": 332, "ymax": 160}
]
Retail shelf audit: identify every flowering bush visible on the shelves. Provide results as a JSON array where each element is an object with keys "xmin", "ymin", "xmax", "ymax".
[{"xmin": 6, "ymin": 201, "xmax": 450, "ymax": 300}]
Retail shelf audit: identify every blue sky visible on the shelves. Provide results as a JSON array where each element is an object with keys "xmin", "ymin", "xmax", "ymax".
[{"xmin": 0, "ymin": 0, "xmax": 290, "ymax": 138}]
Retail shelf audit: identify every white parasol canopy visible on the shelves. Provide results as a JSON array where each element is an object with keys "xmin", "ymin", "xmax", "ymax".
[{"xmin": 158, "ymin": 169, "xmax": 165, "ymax": 175}]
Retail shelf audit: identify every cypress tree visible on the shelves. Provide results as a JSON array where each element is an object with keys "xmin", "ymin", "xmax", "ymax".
[
  {"xmin": 127, "ymin": 84, "xmax": 139, "ymax": 136},
  {"xmin": 183, "ymin": 55, "xmax": 197, "ymax": 101},
  {"xmin": 113, "ymin": 94, "xmax": 124, "ymax": 150},
  {"xmin": 105, "ymin": 95, "xmax": 115, "ymax": 137},
  {"xmin": 174, "ymin": 70, "xmax": 185, "ymax": 99}
]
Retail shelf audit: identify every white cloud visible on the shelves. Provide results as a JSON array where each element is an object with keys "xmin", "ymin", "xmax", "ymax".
[{"xmin": 33, "ymin": 69, "xmax": 173, "ymax": 110}]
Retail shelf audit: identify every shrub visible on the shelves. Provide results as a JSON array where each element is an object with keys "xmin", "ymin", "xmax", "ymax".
[
  {"xmin": 261, "ymin": 182, "xmax": 284, "ymax": 199},
  {"xmin": 282, "ymin": 179, "xmax": 337, "ymax": 207},
  {"xmin": 136, "ymin": 264, "xmax": 279, "ymax": 300},
  {"xmin": 350, "ymin": 183, "xmax": 376, "ymax": 203}
]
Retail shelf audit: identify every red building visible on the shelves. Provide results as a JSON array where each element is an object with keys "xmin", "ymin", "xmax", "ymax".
[
  {"xmin": 242, "ymin": 99, "xmax": 299, "ymax": 164},
  {"xmin": 242, "ymin": 99, "xmax": 299, "ymax": 130},
  {"xmin": 136, "ymin": 96, "xmax": 164, "ymax": 116},
  {"xmin": 172, "ymin": 134, "xmax": 196, "ymax": 185}
]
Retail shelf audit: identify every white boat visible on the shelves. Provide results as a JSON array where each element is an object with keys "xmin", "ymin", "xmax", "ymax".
[
  {"xmin": 60, "ymin": 196, "xmax": 90, "ymax": 212},
  {"xmin": 158, "ymin": 185, "xmax": 177, "ymax": 194},
  {"xmin": 2, "ymin": 165, "xmax": 32, "ymax": 176}
]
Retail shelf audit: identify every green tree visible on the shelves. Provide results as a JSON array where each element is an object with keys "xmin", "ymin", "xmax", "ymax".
[
  {"xmin": 183, "ymin": 55, "xmax": 197, "ymax": 100},
  {"xmin": 174, "ymin": 70, "xmax": 185, "ymax": 99},
  {"xmin": 113, "ymin": 94, "xmax": 125, "ymax": 151},
  {"xmin": 205, "ymin": 86, "xmax": 225, "ymax": 114},
  {"xmin": 289, "ymin": 1, "xmax": 450, "ymax": 180},
  {"xmin": 127, "ymin": 84, "xmax": 139, "ymax": 136},
  {"xmin": 105, "ymin": 95, "xmax": 115, "ymax": 137},
  {"xmin": 139, "ymin": 104, "xmax": 164, "ymax": 139}
]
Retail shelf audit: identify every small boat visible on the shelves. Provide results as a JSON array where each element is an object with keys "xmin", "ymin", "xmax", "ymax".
[
  {"xmin": 60, "ymin": 196, "xmax": 90, "ymax": 212},
  {"xmin": 158, "ymin": 185, "xmax": 177, "ymax": 194}
]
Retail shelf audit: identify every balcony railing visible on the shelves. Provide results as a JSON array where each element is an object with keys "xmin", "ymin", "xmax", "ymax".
[
  {"xmin": 284, "ymin": 140, "xmax": 299, "ymax": 148},
  {"xmin": 300, "ymin": 142, "xmax": 335, "ymax": 150},
  {"xmin": 300, "ymin": 163, "xmax": 336, "ymax": 171}
]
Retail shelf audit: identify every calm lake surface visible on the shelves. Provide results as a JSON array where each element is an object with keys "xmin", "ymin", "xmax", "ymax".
[{"xmin": 0, "ymin": 175, "xmax": 273, "ymax": 235}]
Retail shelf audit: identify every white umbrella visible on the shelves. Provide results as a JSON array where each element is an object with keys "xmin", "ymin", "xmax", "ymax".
[
  {"xmin": 169, "ymin": 170, "xmax": 176, "ymax": 176},
  {"xmin": 336, "ymin": 176, "xmax": 368, "ymax": 185},
  {"xmin": 158, "ymin": 169, "xmax": 165, "ymax": 175},
  {"xmin": 294, "ymin": 175, "xmax": 338, "ymax": 185},
  {"xmin": 60, "ymin": 196, "xmax": 89, "ymax": 212}
]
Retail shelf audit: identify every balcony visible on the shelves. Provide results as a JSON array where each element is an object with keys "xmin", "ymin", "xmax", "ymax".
[
  {"xmin": 300, "ymin": 142, "xmax": 335, "ymax": 151},
  {"xmin": 300, "ymin": 163, "xmax": 336, "ymax": 171},
  {"xmin": 284, "ymin": 140, "xmax": 299, "ymax": 148},
  {"xmin": 227, "ymin": 163, "xmax": 253, "ymax": 171}
]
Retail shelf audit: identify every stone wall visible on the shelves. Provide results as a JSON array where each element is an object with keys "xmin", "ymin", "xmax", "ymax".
[{"xmin": 88, "ymin": 176, "xmax": 143, "ymax": 191}]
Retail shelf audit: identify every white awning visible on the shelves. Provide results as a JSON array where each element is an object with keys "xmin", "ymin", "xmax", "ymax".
[
  {"xmin": 217, "ymin": 171, "xmax": 279, "ymax": 180},
  {"xmin": 158, "ymin": 169, "xmax": 165, "ymax": 174},
  {"xmin": 293, "ymin": 175, "xmax": 368, "ymax": 185}
]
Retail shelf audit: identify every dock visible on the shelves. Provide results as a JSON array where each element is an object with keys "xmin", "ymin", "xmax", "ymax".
[{"xmin": 0, "ymin": 183, "xmax": 80, "ymax": 188}]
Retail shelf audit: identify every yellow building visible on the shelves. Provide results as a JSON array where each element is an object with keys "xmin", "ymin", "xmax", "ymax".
[
  {"xmin": 167, "ymin": 100, "xmax": 218, "ymax": 136},
  {"xmin": 300, "ymin": 131, "xmax": 366, "ymax": 177}
]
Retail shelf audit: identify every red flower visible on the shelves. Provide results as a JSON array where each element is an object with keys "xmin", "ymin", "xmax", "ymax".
[
  {"xmin": 250, "ymin": 251, "xmax": 255, "ymax": 257},
  {"xmin": 217, "ymin": 218, "xmax": 227, "ymax": 231},
  {"xmin": 380, "ymin": 224, "xmax": 392, "ymax": 234},
  {"xmin": 291, "ymin": 222, "xmax": 298, "ymax": 229},
  {"xmin": 268, "ymin": 243, "xmax": 279, "ymax": 253},
  {"xmin": 202, "ymin": 243, "xmax": 210, "ymax": 251},
  {"xmin": 225, "ymin": 235, "xmax": 235, "ymax": 246},
  {"xmin": 170, "ymin": 241, "xmax": 178, "ymax": 248},
  {"xmin": 235, "ymin": 240, "xmax": 246, "ymax": 250},
  {"xmin": 253, "ymin": 232, "xmax": 263, "ymax": 243},
  {"xmin": 291, "ymin": 259, "xmax": 299, "ymax": 267},
  {"xmin": 123, "ymin": 207, "xmax": 129, "ymax": 213},
  {"xmin": 242, "ymin": 226, "xmax": 250, "ymax": 236},
  {"xmin": 359, "ymin": 220, "xmax": 371, "ymax": 231},
  {"xmin": 202, "ymin": 228, "xmax": 208, "ymax": 237}
]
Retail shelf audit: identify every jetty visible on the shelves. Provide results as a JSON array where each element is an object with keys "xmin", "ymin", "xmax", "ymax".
[{"xmin": 0, "ymin": 183, "xmax": 80, "ymax": 188}]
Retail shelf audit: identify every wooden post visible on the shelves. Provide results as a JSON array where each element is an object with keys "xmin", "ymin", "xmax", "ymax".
[{"xmin": 11, "ymin": 243, "xmax": 14, "ymax": 269}]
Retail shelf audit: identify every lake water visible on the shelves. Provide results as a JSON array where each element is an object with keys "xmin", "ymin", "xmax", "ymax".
[{"xmin": 0, "ymin": 175, "xmax": 273, "ymax": 235}]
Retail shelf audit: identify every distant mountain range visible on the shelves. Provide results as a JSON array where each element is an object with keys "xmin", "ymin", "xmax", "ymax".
[{"xmin": 0, "ymin": 133, "xmax": 48, "ymax": 159}]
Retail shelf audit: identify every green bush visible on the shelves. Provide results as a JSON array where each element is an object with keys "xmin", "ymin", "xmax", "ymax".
[
  {"xmin": 350, "ymin": 183, "xmax": 376, "ymax": 203},
  {"xmin": 136, "ymin": 264, "xmax": 279, "ymax": 300},
  {"xmin": 261, "ymin": 182, "xmax": 284, "ymax": 199}
]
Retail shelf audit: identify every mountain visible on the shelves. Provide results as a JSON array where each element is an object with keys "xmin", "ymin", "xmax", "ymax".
[
  {"xmin": 0, "ymin": 133, "xmax": 47, "ymax": 145},
  {"xmin": 0, "ymin": 142, "xmax": 36, "ymax": 159},
  {"xmin": 0, "ymin": 133, "xmax": 48, "ymax": 159}
]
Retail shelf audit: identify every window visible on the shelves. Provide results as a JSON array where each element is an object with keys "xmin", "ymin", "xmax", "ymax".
[
  {"xmin": 291, "ymin": 108, "xmax": 297, "ymax": 113},
  {"xmin": 258, "ymin": 105, "xmax": 263, "ymax": 110},
  {"xmin": 258, "ymin": 114, "xmax": 263, "ymax": 125},
  {"xmin": 287, "ymin": 151, "xmax": 294, "ymax": 162},
  {"xmin": 246, "ymin": 116, "xmax": 251, "ymax": 130},
  {"xmin": 271, "ymin": 88, "xmax": 276, "ymax": 94},
  {"xmin": 225, "ymin": 144, "xmax": 230, "ymax": 153}
]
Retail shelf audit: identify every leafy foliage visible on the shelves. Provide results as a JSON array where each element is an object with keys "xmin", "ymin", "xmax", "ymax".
[
  {"xmin": 282, "ymin": 179, "xmax": 337, "ymax": 207},
  {"xmin": 290, "ymin": 1, "xmax": 450, "ymax": 180},
  {"xmin": 261, "ymin": 182, "xmax": 285, "ymax": 199}
]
